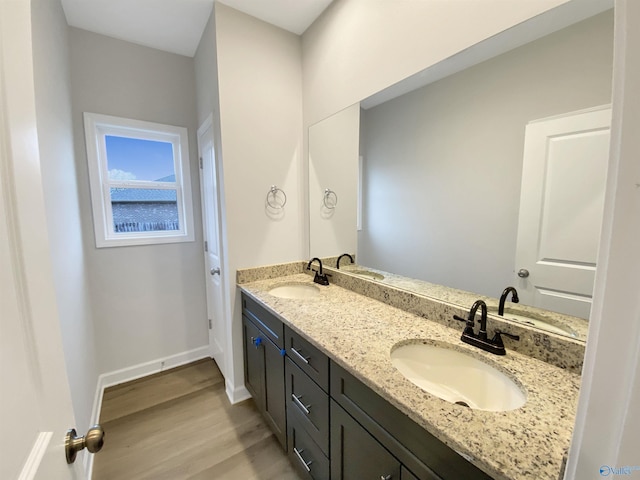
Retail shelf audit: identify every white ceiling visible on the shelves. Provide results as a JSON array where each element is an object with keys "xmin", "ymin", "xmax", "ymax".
[
  {"xmin": 218, "ymin": 0, "xmax": 333, "ymax": 35},
  {"xmin": 60, "ymin": 0, "xmax": 333, "ymax": 57}
]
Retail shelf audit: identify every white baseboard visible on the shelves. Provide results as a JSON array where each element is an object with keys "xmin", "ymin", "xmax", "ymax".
[
  {"xmin": 98, "ymin": 346, "xmax": 210, "ymax": 391},
  {"xmin": 85, "ymin": 346, "xmax": 210, "ymax": 479},
  {"xmin": 225, "ymin": 378, "xmax": 252, "ymax": 405}
]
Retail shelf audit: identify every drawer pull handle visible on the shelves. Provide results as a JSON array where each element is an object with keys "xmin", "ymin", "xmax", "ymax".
[
  {"xmin": 293, "ymin": 447, "xmax": 312, "ymax": 472},
  {"xmin": 381, "ymin": 476, "xmax": 392, "ymax": 480},
  {"xmin": 290, "ymin": 347, "xmax": 309, "ymax": 364},
  {"xmin": 291, "ymin": 393, "xmax": 311, "ymax": 414}
]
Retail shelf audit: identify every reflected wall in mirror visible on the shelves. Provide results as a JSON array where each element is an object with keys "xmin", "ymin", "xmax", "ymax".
[
  {"xmin": 308, "ymin": 104, "xmax": 360, "ymax": 257},
  {"xmin": 308, "ymin": 10, "xmax": 614, "ymax": 339}
]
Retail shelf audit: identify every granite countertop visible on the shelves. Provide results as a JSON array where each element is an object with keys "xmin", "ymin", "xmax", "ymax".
[{"xmin": 238, "ymin": 273, "xmax": 581, "ymax": 480}]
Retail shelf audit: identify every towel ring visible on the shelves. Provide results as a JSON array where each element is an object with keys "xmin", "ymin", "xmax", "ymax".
[
  {"xmin": 267, "ymin": 185, "xmax": 287, "ymax": 209},
  {"xmin": 323, "ymin": 189, "xmax": 338, "ymax": 209}
]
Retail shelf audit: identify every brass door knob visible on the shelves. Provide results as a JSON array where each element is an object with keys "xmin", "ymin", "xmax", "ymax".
[{"xmin": 65, "ymin": 424, "xmax": 105, "ymax": 464}]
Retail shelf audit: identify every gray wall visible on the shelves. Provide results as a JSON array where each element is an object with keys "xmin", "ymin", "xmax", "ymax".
[
  {"xmin": 359, "ymin": 11, "xmax": 614, "ymax": 298},
  {"xmin": 31, "ymin": 0, "xmax": 98, "ymax": 434},
  {"xmin": 69, "ymin": 28, "xmax": 208, "ymax": 374}
]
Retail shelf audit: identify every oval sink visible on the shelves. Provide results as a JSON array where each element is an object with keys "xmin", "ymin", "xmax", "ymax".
[
  {"xmin": 268, "ymin": 283, "xmax": 320, "ymax": 300},
  {"xmin": 350, "ymin": 269, "xmax": 384, "ymax": 280},
  {"xmin": 488, "ymin": 307, "xmax": 577, "ymax": 338},
  {"xmin": 391, "ymin": 343, "xmax": 526, "ymax": 411}
]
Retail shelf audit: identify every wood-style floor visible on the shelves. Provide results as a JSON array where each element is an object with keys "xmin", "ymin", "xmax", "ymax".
[{"xmin": 93, "ymin": 359, "xmax": 302, "ymax": 480}]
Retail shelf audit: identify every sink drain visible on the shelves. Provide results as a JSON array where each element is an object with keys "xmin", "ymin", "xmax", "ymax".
[{"xmin": 454, "ymin": 401, "xmax": 470, "ymax": 408}]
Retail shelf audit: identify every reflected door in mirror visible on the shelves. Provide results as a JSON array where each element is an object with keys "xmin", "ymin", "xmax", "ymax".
[{"xmin": 515, "ymin": 106, "xmax": 611, "ymax": 319}]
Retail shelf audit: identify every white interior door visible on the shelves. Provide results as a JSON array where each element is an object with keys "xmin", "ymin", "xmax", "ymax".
[
  {"xmin": 0, "ymin": 2, "xmax": 86, "ymax": 477},
  {"xmin": 198, "ymin": 116, "xmax": 226, "ymax": 375},
  {"xmin": 515, "ymin": 106, "xmax": 611, "ymax": 319}
]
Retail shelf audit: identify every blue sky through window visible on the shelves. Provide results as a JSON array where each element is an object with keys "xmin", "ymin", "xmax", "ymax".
[{"xmin": 106, "ymin": 136, "xmax": 175, "ymax": 182}]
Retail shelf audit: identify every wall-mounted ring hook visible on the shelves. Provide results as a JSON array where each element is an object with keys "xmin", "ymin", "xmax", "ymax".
[
  {"xmin": 266, "ymin": 185, "xmax": 287, "ymax": 209},
  {"xmin": 323, "ymin": 188, "xmax": 338, "ymax": 209}
]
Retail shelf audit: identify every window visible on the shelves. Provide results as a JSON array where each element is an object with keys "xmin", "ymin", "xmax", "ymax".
[{"xmin": 84, "ymin": 112, "xmax": 195, "ymax": 247}]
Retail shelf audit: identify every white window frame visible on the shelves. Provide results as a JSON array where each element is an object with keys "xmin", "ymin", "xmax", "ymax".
[{"xmin": 84, "ymin": 112, "xmax": 195, "ymax": 247}]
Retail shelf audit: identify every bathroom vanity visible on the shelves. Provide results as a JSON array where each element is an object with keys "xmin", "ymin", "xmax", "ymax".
[
  {"xmin": 243, "ymin": 291, "xmax": 491, "ymax": 479},
  {"xmin": 239, "ymin": 266, "xmax": 581, "ymax": 480}
]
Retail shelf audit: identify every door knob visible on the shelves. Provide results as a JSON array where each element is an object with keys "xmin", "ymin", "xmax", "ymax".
[
  {"xmin": 65, "ymin": 425, "xmax": 105, "ymax": 464},
  {"xmin": 210, "ymin": 267, "xmax": 220, "ymax": 276},
  {"xmin": 517, "ymin": 268, "xmax": 530, "ymax": 278}
]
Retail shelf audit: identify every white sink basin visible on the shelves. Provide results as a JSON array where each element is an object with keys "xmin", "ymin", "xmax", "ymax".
[
  {"xmin": 391, "ymin": 343, "xmax": 526, "ymax": 411},
  {"xmin": 489, "ymin": 307, "xmax": 577, "ymax": 338},
  {"xmin": 349, "ymin": 269, "xmax": 384, "ymax": 280},
  {"xmin": 268, "ymin": 283, "xmax": 320, "ymax": 300}
]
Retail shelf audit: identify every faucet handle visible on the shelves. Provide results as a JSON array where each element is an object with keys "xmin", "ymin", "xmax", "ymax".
[
  {"xmin": 493, "ymin": 330, "xmax": 520, "ymax": 342},
  {"xmin": 453, "ymin": 314, "xmax": 474, "ymax": 326},
  {"xmin": 453, "ymin": 314, "xmax": 476, "ymax": 337}
]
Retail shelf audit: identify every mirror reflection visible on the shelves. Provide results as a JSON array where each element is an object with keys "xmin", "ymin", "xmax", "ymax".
[{"xmin": 309, "ymin": 10, "xmax": 614, "ymax": 341}]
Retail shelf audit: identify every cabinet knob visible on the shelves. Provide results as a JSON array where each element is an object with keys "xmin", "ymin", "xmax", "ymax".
[{"xmin": 381, "ymin": 475, "xmax": 392, "ymax": 480}]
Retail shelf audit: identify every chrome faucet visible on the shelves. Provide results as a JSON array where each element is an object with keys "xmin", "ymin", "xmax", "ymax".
[
  {"xmin": 454, "ymin": 300, "xmax": 519, "ymax": 355},
  {"xmin": 336, "ymin": 253, "xmax": 354, "ymax": 269},
  {"xmin": 307, "ymin": 257, "xmax": 330, "ymax": 286},
  {"xmin": 498, "ymin": 287, "xmax": 519, "ymax": 316}
]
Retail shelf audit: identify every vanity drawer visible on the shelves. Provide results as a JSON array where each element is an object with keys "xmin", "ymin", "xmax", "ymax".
[
  {"xmin": 285, "ymin": 326, "xmax": 329, "ymax": 391},
  {"xmin": 242, "ymin": 293, "xmax": 285, "ymax": 348},
  {"xmin": 285, "ymin": 358, "xmax": 329, "ymax": 455},
  {"xmin": 288, "ymin": 419, "xmax": 330, "ymax": 480}
]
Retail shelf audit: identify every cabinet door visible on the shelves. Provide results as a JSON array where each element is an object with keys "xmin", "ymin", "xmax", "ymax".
[
  {"xmin": 331, "ymin": 400, "xmax": 401, "ymax": 480},
  {"xmin": 401, "ymin": 466, "xmax": 420, "ymax": 480},
  {"xmin": 263, "ymin": 331, "xmax": 286, "ymax": 449},
  {"xmin": 243, "ymin": 316, "xmax": 286, "ymax": 450},
  {"xmin": 243, "ymin": 316, "xmax": 264, "ymax": 405}
]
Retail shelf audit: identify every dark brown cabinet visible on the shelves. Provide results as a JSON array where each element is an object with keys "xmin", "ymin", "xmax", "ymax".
[
  {"xmin": 330, "ymin": 361, "xmax": 492, "ymax": 480},
  {"xmin": 285, "ymin": 325, "xmax": 330, "ymax": 479},
  {"xmin": 286, "ymin": 359, "xmax": 329, "ymax": 455},
  {"xmin": 288, "ymin": 415, "xmax": 331, "ymax": 479},
  {"xmin": 241, "ymin": 293, "xmax": 493, "ymax": 480},
  {"xmin": 241, "ymin": 296, "xmax": 286, "ymax": 450},
  {"xmin": 330, "ymin": 399, "xmax": 401, "ymax": 480}
]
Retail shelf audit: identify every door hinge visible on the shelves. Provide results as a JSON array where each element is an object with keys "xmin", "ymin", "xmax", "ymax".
[
  {"xmin": 208, "ymin": 319, "xmax": 212, "ymax": 329},
  {"xmin": 199, "ymin": 156, "xmax": 203, "ymax": 169},
  {"xmin": 204, "ymin": 240, "xmax": 208, "ymax": 252}
]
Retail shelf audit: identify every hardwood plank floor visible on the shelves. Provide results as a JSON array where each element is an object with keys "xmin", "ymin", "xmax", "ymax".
[{"xmin": 93, "ymin": 359, "xmax": 302, "ymax": 480}]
